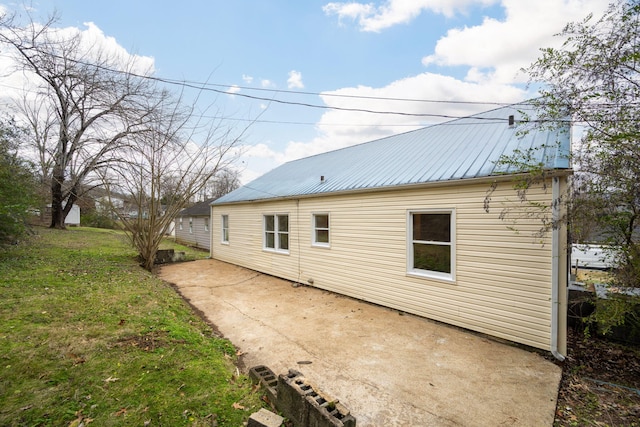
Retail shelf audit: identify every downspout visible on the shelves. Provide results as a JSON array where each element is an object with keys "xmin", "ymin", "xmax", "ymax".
[
  {"xmin": 296, "ymin": 199, "xmax": 302, "ymax": 284},
  {"xmin": 551, "ymin": 176, "xmax": 566, "ymax": 361}
]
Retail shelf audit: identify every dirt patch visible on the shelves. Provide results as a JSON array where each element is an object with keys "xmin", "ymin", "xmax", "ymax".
[
  {"xmin": 554, "ymin": 327, "xmax": 640, "ymax": 426},
  {"xmin": 114, "ymin": 330, "xmax": 185, "ymax": 352}
]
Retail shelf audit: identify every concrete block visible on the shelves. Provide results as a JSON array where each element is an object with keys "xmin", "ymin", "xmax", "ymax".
[
  {"xmin": 249, "ymin": 365, "xmax": 278, "ymax": 403},
  {"xmin": 247, "ymin": 408, "xmax": 284, "ymax": 427},
  {"xmin": 154, "ymin": 249, "xmax": 174, "ymax": 264},
  {"xmin": 276, "ymin": 369, "xmax": 356, "ymax": 427},
  {"xmin": 306, "ymin": 393, "xmax": 356, "ymax": 427},
  {"xmin": 276, "ymin": 370, "xmax": 311, "ymax": 426}
]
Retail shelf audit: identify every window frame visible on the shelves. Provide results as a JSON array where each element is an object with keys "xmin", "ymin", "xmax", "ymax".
[
  {"xmin": 221, "ymin": 214, "xmax": 229, "ymax": 244},
  {"xmin": 189, "ymin": 217, "xmax": 193, "ymax": 234},
  {"xmin": 407, "ymin": 209, "xmax": 456, "ymax": 282},
  {"xmin": 311, "ymin": 212, "xmax": 330, "ymax": 248},
  {"xmin": 179, "ymin": 217, "xmax": 183, "ymax": 231},
  {"xmin": 204, "ymin": 216, "xmax": 209, "ymax": 232},
  {"xmin": 263, "ymin": 213, "xmax": 289, "ymax": 254}
]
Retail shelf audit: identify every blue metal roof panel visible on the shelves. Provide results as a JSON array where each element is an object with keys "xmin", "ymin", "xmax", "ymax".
[{"xmin": 215, "ymin": 103, "xmax": 570, "ymax": 204}]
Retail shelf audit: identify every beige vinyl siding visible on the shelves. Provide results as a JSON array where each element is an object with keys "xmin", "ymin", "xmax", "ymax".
[
  {"xmin": 211, "ymin": 179, "xmax": 565, "ymax": 350},
  {"xmin": 175, "ymin": 216, "xmax": 211, "ymax": 250}
]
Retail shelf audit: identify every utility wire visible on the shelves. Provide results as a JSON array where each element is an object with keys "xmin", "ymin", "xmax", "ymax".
[
  {"xmin": 0, "ymin": 49, "xmax": 637, "ymax": 124},
  {"xmin": 0, "ymin": 50, "xmax": 537, "ymax": 120}
]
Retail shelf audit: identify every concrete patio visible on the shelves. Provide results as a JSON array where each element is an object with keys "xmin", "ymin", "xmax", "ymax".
[{"xmin": 159, "ymin": 259, "xmax": 562, "ymax": 427}]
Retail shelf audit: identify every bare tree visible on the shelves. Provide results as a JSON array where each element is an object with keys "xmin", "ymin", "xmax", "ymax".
[
  {"xmin": 0, "ymin": 11, "xmax": 158, "ymax": 228},
  {"xmin": 197, "ymin": 167, "xmax": 241, "ymax": 201},
  {"xmin": 17, "ymin": 93, "xmax": 57, "ymax": 221},
  {"xmin": 101, "ymin": 89, "xmax": 246, "ymax": 271}
]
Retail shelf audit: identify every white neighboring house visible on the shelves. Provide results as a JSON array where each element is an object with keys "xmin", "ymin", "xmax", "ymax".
[
  {"xmin": 45, "ymin": 204, "xmax": 80, "ymax": 226},
  {"xmin": 65, "ymin": 204, "xmax": 80, "ymax": 225}
]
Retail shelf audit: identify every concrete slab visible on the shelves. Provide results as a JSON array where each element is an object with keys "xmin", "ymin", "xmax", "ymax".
[{"xmin": 159, "ymin": 259, "xmax": 562, "ymax": 427}]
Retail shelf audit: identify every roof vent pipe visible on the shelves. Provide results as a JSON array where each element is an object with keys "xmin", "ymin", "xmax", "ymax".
[
  {"xmin": 508, "ymin": 115, "xmax": 515, "ymax": 127},
  {"xmin": 320, "ymin": 175, "xmax": 325, "ymax": 183}
]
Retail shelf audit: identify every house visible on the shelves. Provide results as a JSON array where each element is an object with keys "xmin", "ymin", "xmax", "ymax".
[
  {"xmin": 175, "ymin": 199, "xmax": 215, "ymax": 250},
  {"xmin": 65, "ymin": 204, "xmax": 80, "ymax": 225},
  {"xmin": 210, "ymin": 103, "xmax": 571, "ymax": 358}
]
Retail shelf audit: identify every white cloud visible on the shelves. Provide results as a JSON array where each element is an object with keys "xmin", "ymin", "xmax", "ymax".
[
  {"xmin": 79, "ymin": 22, "xmax": 155, "ymax": 74},
  {"xmin": 309, "ymin": 72, "xmax": 526, "ymax": 150},
  {"xmin": 261, "ymin": 79, "xmax": 276, "ymax": 88},
  {"xmin": 323, "ymin": 0, "xmax": 497, "ymax": 32},
  {"xmin": 226, "ymin": 84, "xmax": 241, "ymax": 94},
  {"xmin": 0, "ymin": 20, "xmax": 155, "ymax": 106},
  {"xmin": 422, "ymin": 0, "xmax": 611, "ymax": 85},
  {"xmin": 287, "ymin": 70, "xmax": 304, "ymax": 89},
  {"xmin": 242, "ymin": 74, "xmax": 253, "ymax": 84},
  {"xmin": 238, "ymin": 0, "xmax": 613, "ymax": 183},
  {"xmin": 237, "ymin": 71, "xmax": 529, "ymax": 183}
]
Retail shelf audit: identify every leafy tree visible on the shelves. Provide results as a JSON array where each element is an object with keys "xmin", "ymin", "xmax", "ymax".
[
  {"xmin": 525, "ymin": 0, "xmax": 640, "ymax": 289},
  {"xmin": 521, "ymin": 0, "xmax": 640, "ymax": 332},
  {"xmin": 0, "ymin": 117, "xmax": 37, "ymax": 245}
]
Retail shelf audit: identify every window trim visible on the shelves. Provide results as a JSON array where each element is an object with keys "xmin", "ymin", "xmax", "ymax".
[
  {"xmin": 221, "ymin": 214, "xmax": 229, "ymax": 244},
  {"xmin": 407, "ymin": 209, "xmax": 456, "ymax": 282},
  {"xmin": 311, "ymin": 212, "xmax": 330, "ymax": 248},
  {"xmin": 263, "ymin": 213, "xmax": 290, "ymax": 254}
]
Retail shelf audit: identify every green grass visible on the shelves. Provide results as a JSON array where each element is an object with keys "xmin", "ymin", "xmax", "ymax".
[{"xmin": 0, "ymin": 227, "xmax": 264, "ymax": 426}]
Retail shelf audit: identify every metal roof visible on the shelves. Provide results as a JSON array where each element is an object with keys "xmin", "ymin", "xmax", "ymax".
[
  {"xmin": 179, "ymin": 198, "xmax": 216, "ymax": 216},
  {"xmin": 214, "ymin": 103, "xmax": 571, "ymax": 205}
]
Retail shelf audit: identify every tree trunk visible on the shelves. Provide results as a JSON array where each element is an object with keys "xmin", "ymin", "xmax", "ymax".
[{"xmin": 49, "ymin": 170, "xmax": 66, "ymax": 229}]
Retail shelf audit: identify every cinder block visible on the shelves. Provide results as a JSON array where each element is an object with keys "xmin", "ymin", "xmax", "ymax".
[
  {"xmin": 249, "ymin": 365, "xmax": 278, "ymax": 403},
  {"xmin": 306, "ymin": 392, "xmax": 356, "ymax": 427},
  {"xmin": 276, "ymin": 369, "xmax": 313, "ymax": 426},
  {"xmin": 247, "ymin": 408, "xmax": 284, "ymax": 427},
  {"xmin": 276, "ymin": 369, "xmax": 356, "ymax": 427}
]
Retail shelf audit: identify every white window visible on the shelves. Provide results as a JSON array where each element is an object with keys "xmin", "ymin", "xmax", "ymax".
[
  {"xmin": 204, "ymin": 217, "xmax": 209, "ymax": 232},
  {"xmin": 312, "ymin": 213, "xmax": 330, "ymax": 247},
  {"xmin": 221, "ymin": 215, "xmax": 229, "ymax": 243},
  {"xmin": 179, "ymin": 217, "xmax": 183, "ymax": 230},
  {"xmin": 264, "ymin": 214, "xmax": 289, "ymax": 253},
  {"xmin": 408, "ymin": 210, "xmax": 455, "ymax": 281},
  {"xmin": 189, "ymin": 217, "xmax": 193, "ymax": 234}
]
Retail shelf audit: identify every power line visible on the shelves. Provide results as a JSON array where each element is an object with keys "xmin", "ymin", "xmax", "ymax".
[
  {"xmin": 0, "ymin": 50, "xmax": 534, "ymax": 119},
  {"xmin": 1, "ymin": 50, "xmax": 638, "ymax": 125},
  {"xmin": 159, "ymin": 77, "xmax": 517, "ymax": 107},
  {"xmin": 136, "ymin": 72, "xmax": 531, "ymax": 121}
]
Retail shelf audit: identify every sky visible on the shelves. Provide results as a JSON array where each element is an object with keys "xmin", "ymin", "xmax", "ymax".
[{"xmin": 0, "ymin": 0, "xmax": 611, "ymax": 183}]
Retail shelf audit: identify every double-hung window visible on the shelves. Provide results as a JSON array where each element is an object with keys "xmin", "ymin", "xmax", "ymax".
[
  {"xmin": 312, "ymin": 213, "xmax": 330, "ymax": 247},
  {"xmin": 189, "ymin": 217, "xmax": 193, "ymax": 234},
  {"xmin": 221, "ymin": 215, "xmax": 229, "ymax": 243},
  {"xmin": 204, "ymin": 217, "xmax": 210, "ymax": 232},
  {"xmin": 179, "ymin": 217, "xmax": 183, "ymax": 230},
  {"xmin": 264, "ymin": 214, "xmax": 289, "ymax": 253},
  {"xmin": 408, "ymin": 210, "xmax": 455, "ymax": 281}
]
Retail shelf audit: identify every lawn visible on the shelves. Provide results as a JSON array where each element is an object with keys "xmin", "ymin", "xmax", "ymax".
[{"xmin": 0, "ymin": 227, "xmax": 265, "ymax": 426}]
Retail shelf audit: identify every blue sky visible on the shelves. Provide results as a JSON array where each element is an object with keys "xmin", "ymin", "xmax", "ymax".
[{"xmin": 1, "ymin": 0, "xmax": 610, "ymax": 182}]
